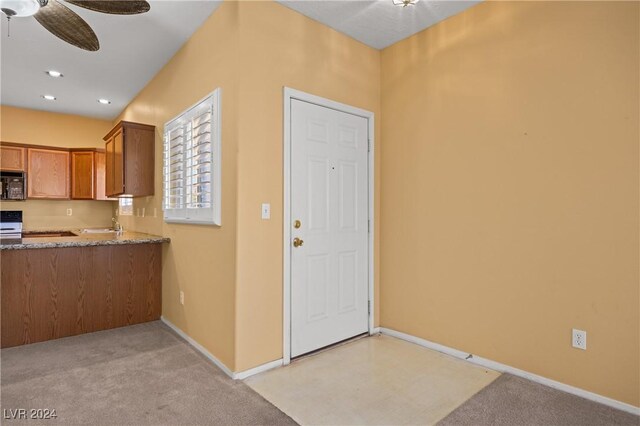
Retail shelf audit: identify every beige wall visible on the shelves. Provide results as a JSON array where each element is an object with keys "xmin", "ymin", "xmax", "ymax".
[
  {"xmin": 0, "ymin": 106, "xmax": 115, "ymax": 230},
  {"xmin": 3, "ymin": 0, "xmax": 636, "ymax": 407},
  {"xmin": 380, "ymin": 1, "xmax": 639, "ymax": 406},
  {"xmin": 116, "ymin": 0, "xmax": 381, "ymax": 372},
  {"xmin": 116, "ymin": 1, "xmax": 240, "ymax": 369},
  {"xmin": 233, "ymin": 1, "xmax": 381, "ymax": 371},
  {"xmin": 1, "ymin": 105, "xmax": 110, "ymax": 149}
]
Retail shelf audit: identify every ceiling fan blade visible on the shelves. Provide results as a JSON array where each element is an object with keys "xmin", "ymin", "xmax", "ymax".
[
  {"xmin": 34, "ymin": 0, "xmax": 99, "ymax": 51},
  {"xmin": 64, "ymin": 0, "xmax": 150, "ymax": 15}
]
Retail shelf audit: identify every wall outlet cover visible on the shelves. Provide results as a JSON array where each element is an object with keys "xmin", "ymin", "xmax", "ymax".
[
  {"xmin": 572, "ymin": 328, "xmax": 587, "ymax": 350},
  {"xmin": 261, "ymin": 203, "xmax": 271, "ymax": 220}
]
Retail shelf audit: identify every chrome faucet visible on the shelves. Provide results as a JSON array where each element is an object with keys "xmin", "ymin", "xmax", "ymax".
[{"xmin": 112, "ymin": 217, "xmax": 123, "ymax": 234}]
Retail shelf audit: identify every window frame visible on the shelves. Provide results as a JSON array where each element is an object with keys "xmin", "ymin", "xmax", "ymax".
[{"xmin": 163, "ymin": 88, "xmax": 222, "ymax": 226}]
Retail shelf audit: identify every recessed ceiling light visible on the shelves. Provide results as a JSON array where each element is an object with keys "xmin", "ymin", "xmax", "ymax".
[
  {"xmin": 45, "ymin": 70, "xmax": 63, "ymax": 78},
  {"xmin": 42, "ymin": 95, "xmax": 56, "ymax": 101},
  {"xmin": 392, "ymin": 0, "xmax": 420, "ymax": 6},
  {"xmin": 97, "ymin": 99, "xmax": 111, "ymax": 105}
]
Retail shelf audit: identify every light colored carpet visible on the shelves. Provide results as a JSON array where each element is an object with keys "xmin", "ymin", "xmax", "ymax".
[
  {"xmin": 439, "ymin": 373, "xmax": 639, "ymax": 426},
  {"xmin": 0, "ymin": 321, "xmax": 297, "ymax": 426}
]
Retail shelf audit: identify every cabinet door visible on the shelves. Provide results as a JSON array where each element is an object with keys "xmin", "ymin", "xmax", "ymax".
[
  {"xmin": 0, "ymin": 146, "xmax": 25, "ymax": 171},
  {"xmin": 27, "ymin": 148, "xmax": 70, "ymax": 199},
  {"xmin": 105, "ymin": 137, "xmax": 115, "ymax": 197},
  {"xmin": 71, "ymin": 151, "xmax": 95, "ymax": 199},
  {"xmin": 113, "ymin": 129, "xmax": 124, "ymax": 195},
  {"xmin": 94, "ymin": 152, "xmax": 115, "ymax": 201}
]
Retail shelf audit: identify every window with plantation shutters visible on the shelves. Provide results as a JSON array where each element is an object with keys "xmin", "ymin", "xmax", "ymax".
[{"xmin": 163, "ymin": 89, "xmax": 221, "ymax": 225}]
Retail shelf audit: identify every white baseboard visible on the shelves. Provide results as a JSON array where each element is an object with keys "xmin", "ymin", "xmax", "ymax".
[
  {"xmin": 161, "ymin": 316, "xmax": 235, "ymax": 378},
  {"xmin": 380, "ymin": 327, "xmax": 640, "ymax": 416},
  {"xmin": 160, "ymin": 316, "xmax": 283, "ymax": 381},
  {"xmin": 235, "ymin": 359, "xmax": 283, "ymax": 380},
  {"xmin": 370, "ymin": 327, "xmax": 381, "ymax": 335}
]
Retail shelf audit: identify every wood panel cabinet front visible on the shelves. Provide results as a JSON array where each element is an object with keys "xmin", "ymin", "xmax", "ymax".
[
  {"xmin": 27, "ymin": 148, "xmax": 70, "ymax": 199},
  {"xmin": 71, "ymin": 151, "xmax": 95, "ymax": 199},
  {"xmin": 104, "ymin": 121, "xmax": 155, "ymax": 198},
  {"xmin": 94, "ymin": 152, "xmax": 115, "ymax": 201},
  {"xmin": 1, "ymin": 244, "xmax": 162, "ymax": 348},
  {"xmin": 0, "ymin": 145, "xmax": 26, "ymax": 171},
  {"xmin": 105, "ymin": 137, "xmax": 115, "ymax": 196},
  {"xmin": 113, "ymin": 129, "xmax": 125, "ymax": 196}
]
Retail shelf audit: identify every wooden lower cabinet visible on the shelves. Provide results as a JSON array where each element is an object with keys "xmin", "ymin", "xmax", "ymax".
[{"xmin": 0, "ymin": 244, "xmax": 162, "ymax": 348}]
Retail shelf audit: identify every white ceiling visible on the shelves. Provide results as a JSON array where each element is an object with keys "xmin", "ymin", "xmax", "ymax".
[
  {"xmin": 276, "ymin": 0, "xmax": 481, "ymax": 50},
  {"xmin": 0, "ymin": 0, "xmax": 479, "ymax": 121},
  {"xmin": 0, "ymin": 0, "xmax": 221, "ymax": 120}
]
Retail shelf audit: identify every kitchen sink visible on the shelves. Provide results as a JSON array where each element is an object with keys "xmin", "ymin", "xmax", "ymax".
[
  {"xmin": 81, "ymin": 228, "xmax": 116, "ymax": 234},
  {"xmin": 23, "ymin": 231, "xmax": 78, "ymax": 238}
]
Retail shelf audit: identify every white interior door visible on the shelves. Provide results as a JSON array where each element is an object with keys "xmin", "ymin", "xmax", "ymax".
[{"xmin": 290, "ymin": 98, "xmax": 369, "ymax": 358}]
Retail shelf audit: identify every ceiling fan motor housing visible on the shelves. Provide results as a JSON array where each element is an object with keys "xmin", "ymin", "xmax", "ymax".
[{"xmin": 0, "ymin": 0, "xmax": 44, "ymax": 17}]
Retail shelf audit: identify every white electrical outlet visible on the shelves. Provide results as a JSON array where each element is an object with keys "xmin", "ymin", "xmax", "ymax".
[
  {"xmin": 66, "ymin": 208, "xmax": 72, "ymax": 216},
  {"xmin": 180, "ymin": 291, "xmax": 185, "ymax": 305},
  {"xmin": 572, "ymin": 329, "xmax": 587, "ymax": 350}
]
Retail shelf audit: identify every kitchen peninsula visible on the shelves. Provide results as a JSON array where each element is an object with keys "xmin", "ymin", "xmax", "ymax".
[{"xmin": 1, "ymin": 231, "xmax": 169, "ymax": 348}]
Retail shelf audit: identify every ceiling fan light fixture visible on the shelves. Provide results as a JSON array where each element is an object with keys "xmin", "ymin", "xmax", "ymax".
[
  {"xmin": 0, "ymin": 0, "xmax": 41, "ymax": 17},
  {"xmin": 392, "ymin": 0, "xmax": 419, "ymax": 7},
  {"xmin": 46, "ymin": 70, "xmax": 63, "ymax": 78},
  {"xmin": 97, "ymin": 98, "xmax": 111, "ymax": 105},
  {"xmin": 42, "ymin": 94, "xmax": 56, "ymax": 101}
]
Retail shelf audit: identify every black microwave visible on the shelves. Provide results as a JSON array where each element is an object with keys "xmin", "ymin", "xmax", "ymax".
[{"xmin": 0, "ymin": 171, "xmax": 26, "ymax": 201}]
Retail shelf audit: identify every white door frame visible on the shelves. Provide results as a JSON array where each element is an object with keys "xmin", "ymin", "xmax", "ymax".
[{"xmin": 283, "ymin": 87, "xmax": 375, "ymax": 365}]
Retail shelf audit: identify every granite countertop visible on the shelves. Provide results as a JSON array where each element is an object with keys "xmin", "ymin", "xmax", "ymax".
[{"xmin": 0, "ymin": 230, "xmax": 170, "ymax": 251}]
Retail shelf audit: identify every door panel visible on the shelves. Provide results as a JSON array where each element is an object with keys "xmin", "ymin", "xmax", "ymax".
[
  {"xmin": 290, "ymin": 99, "xmax": 369, "ymax": 358},
  {"xmin": 105, "ymin": 138, "xmax": 114, "ymax": 196},
  {"xmin": 113, "ymin": 130, "xmax": 124, "ymax": 196},
  {"xmin": 0, "ymin": 146, "xmax": 25, "ymax": 171},
  {"xmin": 27, "ymin": 149, "xmax": 70, "ymax": 199},
  {"xmin": 71, "ymin": 151, "xmax": 95, "ymax": 199}
]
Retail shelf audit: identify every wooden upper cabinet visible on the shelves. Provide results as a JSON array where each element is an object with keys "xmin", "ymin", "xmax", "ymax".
[
  {"xmin": 94, "ymin": 151, "xmax": 115, "ymax": 201},
  {"xmin": 71, "ymin": 151, "xmax": 95, "ymax": 199},
  {"xmin": 113, "ymin": 129, "xmax": 125, "ymax": 196},
  {"xmin": 105, "ymin": 137, "xmax": 115, "ymax": 196},
  {"xmin": 27, "ymin": 148, "xmax": 70, "ymax": 199},
  {"xmin": 104, "ymin": 121, "xmax": 155, "ymax": 198},
  {"xmin": 0, "ymin": 145, "xmax": 26, "ymax": 171}
]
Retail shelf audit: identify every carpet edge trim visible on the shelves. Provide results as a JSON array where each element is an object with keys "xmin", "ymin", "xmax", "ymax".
[
  {"xmin": 235, "ymin": 359, "xmax": 284, "ymax": 380},
  {"xmin": 379, "ymin": 327, "xmax": 640, "ymax": 416}
]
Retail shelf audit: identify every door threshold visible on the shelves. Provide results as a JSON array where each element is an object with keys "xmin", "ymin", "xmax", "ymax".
[{"xmin": 291, "ymin": 332, "xmax": 370, "ymax": 363}]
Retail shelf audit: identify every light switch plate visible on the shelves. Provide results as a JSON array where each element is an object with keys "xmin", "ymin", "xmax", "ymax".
[{"xmin": 261, "ymin": 203, "xmax": 271, "ymax": 220}]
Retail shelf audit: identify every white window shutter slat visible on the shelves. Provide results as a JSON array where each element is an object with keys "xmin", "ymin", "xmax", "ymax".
[{"xmin": 162, "ymin": 89, "xmax": 221, "ymax": 225}]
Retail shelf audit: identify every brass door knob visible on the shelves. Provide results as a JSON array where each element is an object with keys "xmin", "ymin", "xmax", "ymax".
[{"xmin": 293, "ymin": 237, "xmax": 304, "ymax": 248}]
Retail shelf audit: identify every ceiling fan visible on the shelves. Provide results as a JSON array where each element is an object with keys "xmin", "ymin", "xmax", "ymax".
[{"xmin": 0, "ymin": 0, "xmax": 150, "ymax": 51}]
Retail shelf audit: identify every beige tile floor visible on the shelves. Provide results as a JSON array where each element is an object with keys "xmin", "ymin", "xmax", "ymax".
[{"xmin": 246, "ymin": 334, "xmax": 500, "ymax": 425}]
